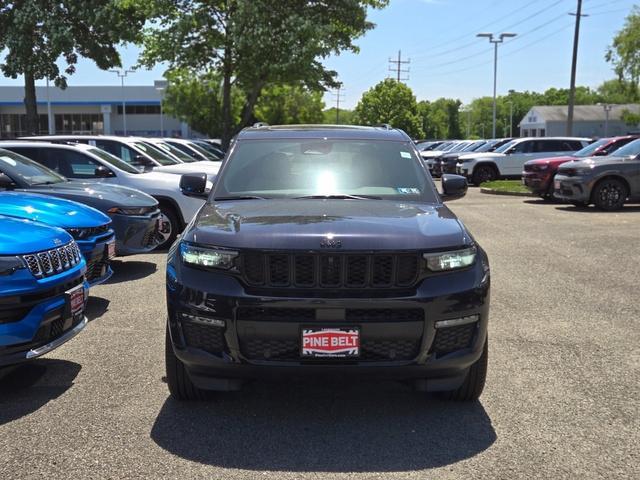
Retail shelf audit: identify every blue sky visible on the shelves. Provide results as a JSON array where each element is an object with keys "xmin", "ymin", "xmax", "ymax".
[{"xmin": 0, "ymin": 0, "xmax": 636, "ymax": 109}]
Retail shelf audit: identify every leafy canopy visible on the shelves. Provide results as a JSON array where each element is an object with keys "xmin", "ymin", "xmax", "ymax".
[{"xmin": 606, "ymin": 6, "xmax": 640, "ymax": 100}]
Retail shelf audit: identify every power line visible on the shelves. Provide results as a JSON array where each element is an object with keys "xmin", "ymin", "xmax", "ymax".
[{"xmin": 388, "ymin": 50, "xmax": 410, "ymax": 82}]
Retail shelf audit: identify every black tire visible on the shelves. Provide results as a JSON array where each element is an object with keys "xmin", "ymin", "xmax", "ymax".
[
  {"xmin": 592, "ymin": 178, "xmax": 628, "ymax": 211},
  {"xmin": 439, "ymin": 338, "xmax": 488, "ymax": 401},
  {"xmin": 157, "ymin": 204, "xmax": 180, "ymax": 249},
  {"xmin": 165, "ymin": 326, "xmax": 207, "ymax": 401},
  {"xmin": 542, "ymin": 180, "xmax": 556, "ymax": 201},
  {"xmin": 472, "ymin": 165, "xmax": 497, "ymax": 186}
]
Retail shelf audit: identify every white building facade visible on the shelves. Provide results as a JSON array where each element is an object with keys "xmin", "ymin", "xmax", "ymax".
[{"xmin": 0, "ymin": 81, "xmax": 195, "ymax": 138}]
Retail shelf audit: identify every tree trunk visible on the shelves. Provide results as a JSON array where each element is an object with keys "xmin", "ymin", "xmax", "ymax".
[
  {"xmin": 233, "ymin": 82, "xmax": 265, "ymax": 136},
  {"xmin": 23, "ymin": 71, "xmax": 40, "ymax": 136},
  {"xmin": 220, "ymin": 47, "xmax": 233, "ymax": 150}
]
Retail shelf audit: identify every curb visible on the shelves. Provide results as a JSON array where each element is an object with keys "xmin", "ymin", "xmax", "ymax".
[{"xmin": 480, "ymin": 187, "xmax": 536, "ymax": 197}]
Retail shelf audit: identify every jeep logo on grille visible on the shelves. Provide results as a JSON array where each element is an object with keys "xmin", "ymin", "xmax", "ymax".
[{"xmin": 320, "ymin": 237, "xmax": 341, "ymax": 249}]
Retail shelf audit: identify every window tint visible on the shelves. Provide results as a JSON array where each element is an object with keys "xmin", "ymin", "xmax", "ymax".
[
  {"xmin": 48, "ymin": 149, "xmax": 102, "ymax": 179},
  {"xmin": 511, "ymin": 141, "xmax": 533, "ymax": 153},
  {"xmin": 95, "ymin": 140, "xmax": 142, "ymax": 167}
]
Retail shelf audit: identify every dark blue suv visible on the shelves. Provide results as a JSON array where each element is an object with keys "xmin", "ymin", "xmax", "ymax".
[
  {"xmin": 0, "ymin": 215, "xmax": 88, "ymax": 367},
  {"xmin": 0, "ymin": 192, "xmax": 115, "ymax": 285},
  {"xmin": 166, "ymin": 125, "xmax": 490, "ymax": 401}
]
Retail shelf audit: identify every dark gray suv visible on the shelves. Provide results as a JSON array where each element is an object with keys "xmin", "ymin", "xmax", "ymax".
[{"xmin": 554, "ymin": 138, "xmax": 640, "ymax": 210}]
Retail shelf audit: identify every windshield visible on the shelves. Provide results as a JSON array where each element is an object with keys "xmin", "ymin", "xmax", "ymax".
[
  {"xmin": 214, "ymin": 139, "xmax": 438, "ymax": 202},
  {"xmin": 132, "ymin": 142, "xmax": 179, "ymax": 165},
  {"xmin": 192, "ymin": 140, "xmax": 224, "ymax": 159},
  {"xmin": 611, "ymin": 138, "xmax": 640, "ymax": 157},
  {"xmin": 573, "ymin": 139, "xmax": 609, "ymax": 158},
  {"xmin": 494, "ymin": 140, "xmax": 517, "ymax": 153},
  {"xmin": 155, "ymin": 142, "xmax": 196, "ymax": 162},
  {"xmin": 185, "ymin": 141, "xmax": 220, "ymax": 161},
  {"xmin": 0, "ymin": 149, "xmax": 67, "ymax": 185},
  {"xmin": 88, "ymin": 148, "xmax": 142, "ymax": 174},
  {"xmin": 476, "ymin": 140, "xmax": 499, "ymax": 152}
]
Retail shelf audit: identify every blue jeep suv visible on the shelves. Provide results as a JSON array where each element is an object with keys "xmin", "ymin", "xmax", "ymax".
[
  {"xmin": 0, "ymin": 192, "xmax": 116, "ymax": 285},
  {"xmin": 0, "ymin": 215, "xmax": 88, "ymax": 367},
  {"xmin": 166, "ymin": 125, "xmax": 490, "ymax": 401}
]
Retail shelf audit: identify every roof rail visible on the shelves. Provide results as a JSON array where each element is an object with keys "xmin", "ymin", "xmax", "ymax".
[
  {"xmin": 375, "ymin": 123, "xmax": 393, "ymax": 130},
  {"xmin": 252, "ymin": 122, "xmax": 269, "ymax": 128}
]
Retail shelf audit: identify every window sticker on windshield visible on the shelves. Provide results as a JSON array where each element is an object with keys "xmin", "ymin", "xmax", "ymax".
[
  {"xmin": 397, "ymin": 187, "xmax": 420, "ymax": 194},
  {"xmin": 400, "ymin": 151, "xmax": 411, "ymax": 158}
]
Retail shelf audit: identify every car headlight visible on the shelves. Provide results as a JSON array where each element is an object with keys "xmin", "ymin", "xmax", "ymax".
[
  {"xmin": 424, "ymin": 246, "xmax": 476, "ymax": 272},
  {"xmin": 0, "ymin": 256, "xmax": 26, "ymax": 276},
  {"xmin": 460, "ymin": 158, "xmax": 474, "ymax": 163},
  {"xmin": 108, "ymin": 206, "xmax": 156, "ymax": 215},
  {"xmin": 180, "ymin": 243, "xmax": 238, "ymax": 270}
]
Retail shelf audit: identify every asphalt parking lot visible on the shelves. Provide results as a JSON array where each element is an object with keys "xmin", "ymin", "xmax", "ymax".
[{"xmin": 1, "ymin": 188, "xmax": 639, "ymax": 479}]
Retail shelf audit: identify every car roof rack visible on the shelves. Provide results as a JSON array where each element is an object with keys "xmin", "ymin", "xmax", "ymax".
[
  {"xmin": 252, "ymin": 122, "xmax": 269, "ymax": 128},
  {"xmin": 375, "ymin": 123, "xmax": 393, "ymax": 130}
]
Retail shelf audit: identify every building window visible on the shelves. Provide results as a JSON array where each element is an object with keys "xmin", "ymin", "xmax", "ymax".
[
  {"xmin": 522, "ymin": 129, "xmax": 529, "ymax": 136},
  {"xmin": 0, "ymin": 114, "xmax": 48, "ymax": 138},
  {"xmin": 54, "ymin": 114, "xmax": 103, "ymax": 134},
  {"xmin": 539, "ymin": 128, "xmax": 546, "ymax": 137},
  {"xmin": 116, "ymin": 104, "xmax": 161, "ymax": 115}
]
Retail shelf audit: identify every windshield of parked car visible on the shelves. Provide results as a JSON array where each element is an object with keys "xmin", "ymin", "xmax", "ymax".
[
  {"xmin": 88, "ymin": 148, "xmax": 142, "ymax": 174},
  {"xmin": 493, "ymin": 140, "xmax": 517, "ymax": 153},
  {"xmin": 573, "ymin": 138, "xmax": 610, "ymax": 157},
  {"xmin": 0, "ymin": 149, "xmax": 67, "ymax": 185},
  {"xmin": 155, "ymin": 142, "xmax": 197, "ymax": 162},
  {"xmin": 185, "ymin": 141, "xmax": 220, "ymax": 161},
  {"xmin": 215, "ymin": 139, "xmax": 438, "ymax": 202},
  {"xmin": 610, "ymin": 138, "xmax": 640, "ymax": 158},
  {"xmin": 192, "ymin": 140, "xmax": 224, "ymax": 159},
  {"xmin": 131, "ymin": 142, "xmax": 179, "ymax": 166}
]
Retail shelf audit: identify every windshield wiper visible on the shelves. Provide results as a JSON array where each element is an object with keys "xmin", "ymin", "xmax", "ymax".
[
  {"xmin": 31, "ymin": 181, "xmax": 60, "ymax": 186},
  {"xmin": 294, "ymin": 194, "xmax": 382, "ymax": 200},
  {"xmin": 214, "ymin": 195, "xmax": 267, "ymax": 201}
]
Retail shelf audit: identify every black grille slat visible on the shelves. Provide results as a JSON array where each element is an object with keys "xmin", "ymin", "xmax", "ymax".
[
  {"xmin": 182, "ymin": 322, "xmax": 226, "ymax": 354},
  {"xmin": 431, "ymin": 323, "xmax": 477, "ymax": 355},
  {"xmin": 241, "ymin": 252, "xmax": 421, "ymax": 290},
  {"xmin": 237, "ymin": 307, "xmax": 315, "ymax": 322}
]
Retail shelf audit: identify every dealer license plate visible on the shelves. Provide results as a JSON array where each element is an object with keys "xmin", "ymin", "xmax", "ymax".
[
  {"xmin": 106, "ymin": 240, "xmax": 116, "ymax": 259},
  {"xmin": 554, "ymin": 180, "xmax": 561, "ymax": 190},
  {"xmin": 301, "ymin": 327, "xmax": 360, "ymax": 358},
  {"xmin": 67, "ymin": 285, "xmax": 86, "ymax": 316}
]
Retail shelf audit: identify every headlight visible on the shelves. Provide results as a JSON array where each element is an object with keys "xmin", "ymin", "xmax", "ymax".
[
  {"xmin": 424, "ymin": 246, "xmax": 476, "ymax": 272},
  {"xmin": 108, "ymin": 206, "xmax": 156, "ymax": 215},
  {"xmin": 0, "ymin": 256, "xmax": 25, "ymax": 276},
  {"xmin": 180, "ymin": 243, "xmax": 238, "ymax": 270},
  {"xmin": 461, "ymin": 158, "xmax": 474, "ymax": 163}
]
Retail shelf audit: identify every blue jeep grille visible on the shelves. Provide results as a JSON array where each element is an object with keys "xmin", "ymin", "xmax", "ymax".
[{"xmin": 22, "ymin": 242, "xmax": 82, "ymax": 278}]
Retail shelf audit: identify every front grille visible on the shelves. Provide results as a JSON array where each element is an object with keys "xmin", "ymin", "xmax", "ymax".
[
  {"xmin": 142, "ymin": 226, "xmax": 160, "ymax": 248},
  {"xmin": 86, "ymin": 260, "xmax": 109, "ymax": 283},
  {"xmin": 236, "ymin": 308, "xmax": 424, "ymax": 323},
  {"xmin": 0, "ymin": 307, "xmax": 31, "ymax": 324},
  {"xmin": 241, "ymin": 252, "xmax": 421, "ymax": 289},
  {"xmin": 431, "ymin": 323, "xmax": 477, "ymax": 355},
  {"xmin": 22, "ymin": 242, "xmax": 82, "ymax": 278},
  {"xmin": 182, "ymin": 322, "xmax": 225, "ymax": 355},
  {"xmin": 240, "ymin": 337, "xmax": 420, "ymax": 361},
  {"xmin": 237, "ymin": 308, "xmax": 315, "ymax": 322}
]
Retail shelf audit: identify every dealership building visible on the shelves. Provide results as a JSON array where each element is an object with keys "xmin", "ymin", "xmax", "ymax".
[
  {"xmin": 0, "ymin": 81, "xmax": 195, "ymax": 138},
  {"xmin": 519, "ymin": 104, "xmax": 640, "ymax": 138}
]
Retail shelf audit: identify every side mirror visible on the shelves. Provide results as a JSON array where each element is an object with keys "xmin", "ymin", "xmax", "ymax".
[
  {"xmin": 94, "ymin": 165, "xmax": 115, "ymax": 178},
  {"xmin": 180, "ymin": 173, "xmax": 209, "ymax": 199},
  {"xmin": 0, "ymin": 172, "xmax": 15, "ymax": 190},
  {"xmin": 441, "ymin": 174, "xmax": 468, "ymax": 201}
]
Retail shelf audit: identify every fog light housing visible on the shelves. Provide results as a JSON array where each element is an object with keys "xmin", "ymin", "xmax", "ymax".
[
  {"xmin": 178, "ymin": 312, "xmax": 226, "ymax": 328},
  {"xmin": 435, "ymin": 314, "xmax": 479, "ymax": 329}
]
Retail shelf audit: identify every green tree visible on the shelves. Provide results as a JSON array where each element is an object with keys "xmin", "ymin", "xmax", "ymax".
[
  {"xmin": 138, "ymin": 0, "xmax": 387, "ymax": 148},
  {"xmin": 353, "ymin": 79, "xmax": 424, "ymax": 138},
  {"xmin": 606, "ymin": 6, "xmax": 640, "ymax": 100},
  {"xmin": 596, "ymin": 79, "xmax": 639, "ymax": 103},
  {"xmin": 0, "ymin": 1, "xmax": 145, "ymax": 134},
  {"xmin": 255, "ymin": 84, "xmax": 325, "ymax": 125},
  {"xmin": 323, "ymin": 108, "xmax": 354, "ymax": 125}
]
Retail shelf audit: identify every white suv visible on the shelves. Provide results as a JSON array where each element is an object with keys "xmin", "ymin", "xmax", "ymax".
[
  {"xmin": 1, "ymin": 141, "xmax": 209, "ymax": 247},
  {"xmin": 456, "ymin": 137, "xmax": 591, "ymax": 185}
]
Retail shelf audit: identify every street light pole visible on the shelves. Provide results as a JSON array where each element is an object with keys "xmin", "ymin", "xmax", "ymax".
[
  {"xmin": 109, "ymin": 69, "xmax": 135, "ymax": 135},
  {"xmin": 508, "ymin": 101, "xmax": 514, "ymax": 137},
  {"xmin": 45, "ymin": 78, "xmax": 54, "ymax": 135},
  {"xmin": 156, "ymin": 87, "xmax": 165, "ymax": 137},
  {"xmin": 599, "ymin": 103, "xmax": 612, "ymax": 136},
  {"xmin": 477, "ymin": 32, "xmax": 517, "ymax": 138}
]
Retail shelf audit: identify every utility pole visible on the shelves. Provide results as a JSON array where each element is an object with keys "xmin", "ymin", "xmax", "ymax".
[
  {"xmin": 388, "ymin": 50, "xmax": 410, "ymax": 83},
  {"xmin": 567, "ymin": 0, "xmax": 588, "ymax": 136},
  {"xmin": 330, "ymin": 87, "xmax": 346, "ymax": 124}
]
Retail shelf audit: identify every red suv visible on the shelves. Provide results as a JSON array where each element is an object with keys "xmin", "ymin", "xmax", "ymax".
[{"xmin": 522, "ymin": 136, "xmax": 638, "ymax": 199}]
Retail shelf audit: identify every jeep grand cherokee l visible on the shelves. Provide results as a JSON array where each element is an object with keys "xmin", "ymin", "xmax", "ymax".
[{"xmin": 166, "ymin": 125, "xmax": 490, "ymax": 401}]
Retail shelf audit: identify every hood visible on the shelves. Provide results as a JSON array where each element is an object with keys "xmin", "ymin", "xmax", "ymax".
[
  {"xmin": 558, "ymin": 155, "xmax": 636, "ymax": 171},
  {"xmin": 23, "ymin": 181, "xmax": 157, "ymax": 211},
  {"xmin": 458, "ymin": 152, "xmax": 505, "ymax": 161},
  {"xmin": 420, "ymin": 150, "xmax": 448, "ymax": 158},
  {"xmin": 0, "ymin": 215, "xmax": 72, "ymax": 255},
  {"xmin": 526, "ymin": 155, "xmax": 574, "ymax": 166},
  {"xmin": 155, "ymin": 161, "xmax": 221, "ymax": 176},
  {"xmin": 186, "ymin": 199, "xmax": 470, "ymax": 251},
  {"xmin": 0, "ymin": 192, "xmax": 110, "ymax": 229}
]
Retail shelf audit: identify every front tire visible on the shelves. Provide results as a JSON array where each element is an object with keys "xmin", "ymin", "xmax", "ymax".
[
  {"xmin": 592, "ymin": 178, "xmax": 627, "ymax": 211},
  {"xmin": 439, "ymin": 338, "xmax": 488, "ymax": 401},
  {"xmin": 165, "ymin": 326, "xmax": 207, "ymax": 401},
  {"xmin": 157, "ymin": 205, "xmax": 180, "ymax": 249},
  {"xmin": 472, "ymin": 165, "xmax": 497, "ymax": 186}
]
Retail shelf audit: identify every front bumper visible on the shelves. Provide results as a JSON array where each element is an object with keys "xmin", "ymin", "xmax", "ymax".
[
  {"xmin": 110, "ymin": 211, "xmax": 161, "ymax": 256},
  {"xmin": 522, "ymin": 171, "xmax": 552, "ymax": 194},
  {"xmin": 553, "ymin": 174, "xmax": 592, "ymax": 202},
  {"xmin": 166, "ymin": 257, "xmax": 490, "ymax": 391},
  {"xmin": 77, "ymin": 232, "xmax": 116, "ymax": 286}
]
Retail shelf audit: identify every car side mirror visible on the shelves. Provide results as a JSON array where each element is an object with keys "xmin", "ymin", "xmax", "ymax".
[
  {"xmin": 180, "ymin": 173, "xmax": 209, "ymax": 199},
  {"xmin": 0, "ymin": 172, "xmax": 15, "ymax": 190},
  {"xmin": 94, "ymin": 165, "xmax": 115, "ymax": 178},
  {"xmin": 441, "ymin": 174, "xmax": 468, "ymax": 201}
]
